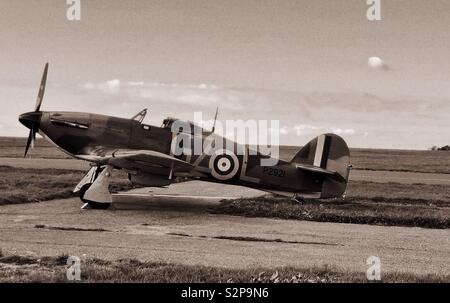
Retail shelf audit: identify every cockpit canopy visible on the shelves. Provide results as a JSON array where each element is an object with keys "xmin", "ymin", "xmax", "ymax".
[
  {"xmin": 161, "ymin": 117, "xmax": 178, "ymax": 129},
  {"xmin": 161, "ymin": 117, "xmax": 208, "ymax": 135}
]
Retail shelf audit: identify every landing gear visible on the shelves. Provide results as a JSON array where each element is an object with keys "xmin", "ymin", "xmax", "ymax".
[
  {"xmin": 79, "ymin": 183, "xmax": 111, "ymax": 209},
  {"xmin": 74, "ymin": 165, "xmax": 113, "ymax": 210},
  {"xmin": 292, "ymin": 194, "xmax": 304, "ymax": 204}
]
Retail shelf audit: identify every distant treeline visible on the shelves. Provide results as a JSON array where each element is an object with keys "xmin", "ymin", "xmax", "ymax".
[{"xmin": 430, "ymin": 145, "xmax": 450, "ymax": 151}]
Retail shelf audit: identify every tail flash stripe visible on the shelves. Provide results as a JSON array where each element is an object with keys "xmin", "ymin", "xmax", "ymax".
[
  {"xmin": 313, "ymin": 135, "xmax": 325, "ymax": 167},
  {"xmin": 320, "ymin": 135, "xmax": 332, "ymax": 169}
]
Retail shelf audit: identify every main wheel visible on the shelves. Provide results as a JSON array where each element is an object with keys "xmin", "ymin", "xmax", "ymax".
[{"xmin": 78, "ymin": 183, "xmax": 111, "ymax": 210}]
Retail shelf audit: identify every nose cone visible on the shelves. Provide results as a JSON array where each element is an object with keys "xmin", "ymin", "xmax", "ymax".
[{"xmin": 19, "ymin": 112, "xmax": 42, "ymax": 129}]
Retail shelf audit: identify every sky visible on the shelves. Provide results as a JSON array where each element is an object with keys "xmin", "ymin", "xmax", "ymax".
[{"xmin": 0, "ymin": 0, "xmax": 449, "ymax": 149}]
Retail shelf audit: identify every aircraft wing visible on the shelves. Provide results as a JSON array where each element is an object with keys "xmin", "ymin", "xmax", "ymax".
[{"xmin": 104, "ymin": 149, "xmax": 194, "ymax": 173}]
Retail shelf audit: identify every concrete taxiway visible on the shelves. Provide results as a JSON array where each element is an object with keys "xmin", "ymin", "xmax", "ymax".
[
  {"xmin": 0, "ymin": 190, "xmax": 448, "ymax": 276},
  {"xmin": 0, "ymin": 157, "xmax": 449, "ymax": 276}
]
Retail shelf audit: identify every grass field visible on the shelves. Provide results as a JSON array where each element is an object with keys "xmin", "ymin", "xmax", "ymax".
[
  {"xmin": 0, "ymin": 252, "xmax": 448, "ymax": 283},
  {"xmin": 0, "ymin": 137, "xmax": 449, "ymax": 283},
  {"xmin": 211, "ymin": 178, "xmax": 450, "ymax": 229},
  {"xmin": 1, "ymin": 136, "xmax": 449, "ymax": 229},
  {"xmin": 212, "ymin": 194, "xmax": 450, "ymax": 229},
  {"xmin": 2, "ymin": 137, "xmax": 450, "ymax": 173},
  {"xmin": 0, "ymin": 165, "xmax": 448, "ymax": 229},
  {"xmin": 0, "ymin": 166, "xmax": 82, "ymax": 204},
  {"xmin": 0, "ymin": 166, "xmax": 132, "ymax": 205},
  {"xmin": 0, "ymin": 137, "xmax": 70, "ymax": 159},
  {"xmin": 279, "ymin": 146, "xmax": 450, "ymax": 174}
]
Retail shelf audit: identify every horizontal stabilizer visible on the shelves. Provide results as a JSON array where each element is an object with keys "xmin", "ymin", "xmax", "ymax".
[
  {"xmin": 295, "ymin": 163, "xmax": 335, "ymax": 175},
  {"xmin": 295, "ymin": 163, "xmax": 345, "ymax": 182}
]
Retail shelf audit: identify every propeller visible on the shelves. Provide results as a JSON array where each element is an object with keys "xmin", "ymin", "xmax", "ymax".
[
  {"xmin": 23, "ymin": 63, "xmax": 48, "ymax": 157},
  {"xmin": 35, "ymin": 62, "xmax": 48, "ymax": 112}
]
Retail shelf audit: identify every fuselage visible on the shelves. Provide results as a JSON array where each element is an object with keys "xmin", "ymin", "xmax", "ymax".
[{"xmin": 19, "ymin": 111, "xmax": 325, "ymax": 195}]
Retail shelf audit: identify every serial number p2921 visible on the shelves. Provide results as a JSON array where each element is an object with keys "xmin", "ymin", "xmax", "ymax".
[
  {"xmin": 225, "ymin": 288, "xmax": 269, "ymax": 298},
  {"xmin": 262, "ymin": 167, "xmax": 286, "ymax": 178}
]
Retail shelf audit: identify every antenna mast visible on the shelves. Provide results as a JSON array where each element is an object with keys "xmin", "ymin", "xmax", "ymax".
[{"xmin": 211, "ymin": 107, "xmax": 219, "ymax": 133}]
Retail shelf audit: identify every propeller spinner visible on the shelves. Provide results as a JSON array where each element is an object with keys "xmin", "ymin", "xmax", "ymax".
[{"xmin": 19, "ymin": 63, "xmax": 48, "ymax": 157}]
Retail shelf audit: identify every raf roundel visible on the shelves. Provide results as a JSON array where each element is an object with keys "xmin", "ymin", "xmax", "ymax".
[{"xmin": 209, "ymin": 149, "xmax": 240, "ymax": 181}]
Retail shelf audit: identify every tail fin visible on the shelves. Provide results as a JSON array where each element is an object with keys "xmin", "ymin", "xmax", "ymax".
[{"xmin": 292, "ymin": 133, "xmax": 351, "ymax": 198}]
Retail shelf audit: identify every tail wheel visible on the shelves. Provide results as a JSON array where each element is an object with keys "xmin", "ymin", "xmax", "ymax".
[{"xmin": 78, "ymin": 183, "xmax": 111, "ymax": 210}]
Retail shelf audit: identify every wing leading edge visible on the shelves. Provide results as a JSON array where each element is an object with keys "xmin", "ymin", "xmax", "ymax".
[{"xmin": 107, "ymin": 149, "xmax": 193, "ymax": 173}]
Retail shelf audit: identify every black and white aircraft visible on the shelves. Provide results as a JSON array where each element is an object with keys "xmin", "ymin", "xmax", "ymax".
[{"xmin": 19, "ymin": 64, "xmax": 351, "ymax": 209}]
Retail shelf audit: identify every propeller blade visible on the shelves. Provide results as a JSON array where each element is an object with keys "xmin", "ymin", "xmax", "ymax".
[
  {"xmin": 24, "ymin": 126, "xmax": 35, "ymax": 158},
  {"xmin": 35, "ymin": 62, "xmax": 49, "ymax": 112}
]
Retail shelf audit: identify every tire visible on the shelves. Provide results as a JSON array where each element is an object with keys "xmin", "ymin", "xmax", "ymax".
[{"xmin": 78, "ymin": 183, "xmax": 111, "ymax": 210}]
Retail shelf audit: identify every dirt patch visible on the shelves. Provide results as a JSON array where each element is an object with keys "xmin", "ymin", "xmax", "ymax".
[
  {"xmin": 166, "ymin": 232, "xmax": 340, "ymax": 246},
  {"xmin": 34, "ymin": 224, "xmax": 110, "ymax": 232}
]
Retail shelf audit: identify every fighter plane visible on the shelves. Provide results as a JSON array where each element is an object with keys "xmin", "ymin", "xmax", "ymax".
[{"xmin": 19, "ymin": 64, "xmax": 351, "ymax": 209}]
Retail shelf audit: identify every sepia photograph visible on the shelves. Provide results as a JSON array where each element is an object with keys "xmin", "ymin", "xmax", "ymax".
[{"xmin": 0, "ymin": 0, "xmax": 449, "ymax": 293}]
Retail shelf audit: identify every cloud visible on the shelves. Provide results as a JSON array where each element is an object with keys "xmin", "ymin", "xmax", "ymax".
[
  {"xmin": 291, "ymin": 124, "xmax": 356, "ymax": 137},
  {"xmin": 279, "ymin": 126, "xmax": 290, "ymax": 135},
  {"xmin": 79, "ymin": 80, "xmax": 242, "ymax": 109},
  {"xmin": 71, "ymin": 81, "xmax": 450, "ymax": 149},
  {"xmin": 81, "ymin": 82, "xmax": 95, "ymax": 90},
  {"xmin": 80, "ymin": 79, "xmax": 121, "ymax": 94},
  {"xmin": 128, "ymin": 81, "xmax": 144, "ymax": 87},
  {"xmin": 103, "ymin": 79, "xmax": 121, "ymax": 94},
  {"xmin": 368, "ymin": 57, "xmax": 390, "ymax": 71},
  {"xmin": 293, "ymin": 124, "xmax": 318, "ymax": 136},
  {"xmin": 330, "ymin": 128, "xmax": 356, "ymax": 135}
]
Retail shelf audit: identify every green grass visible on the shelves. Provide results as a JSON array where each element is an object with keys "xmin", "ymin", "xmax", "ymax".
[
  {"xmin": 0, "ymin": 137, "xmax": 69, "ymax": 159},
  {"xmin": 212, "ymin": 195, "xmax": 450, "ymax": 229},
  {"xmin": 0, "ymin": 253, "xmax": 447, "ymax": 283},
  {"xmin": 279, "ymin": 146, "xmax": 450, "ymax": 174},
  {"xmin": 349, "ymin": 148, "xmax": 450, "ymax": 174},
  {"xmin": 0, "ymin": 166, "xmax": 132, "ymax": 205},
  {"xmin": 0, "ymin": 166, "xmax": 83, "ymax": 204},
  {"xmin": 347, "ymin": 181, "xmax": 450, "ymax": 203},
  {"xmin": 2, "ymin": 137, "xmax": 450, "ymax": 173},
  {"xmin": 211, "ymin": 181, "xmax": 450, "ymax": 229},
  {"xmin": 1, "ymin": 166, "xmax": 448, "ymax": 229}
]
